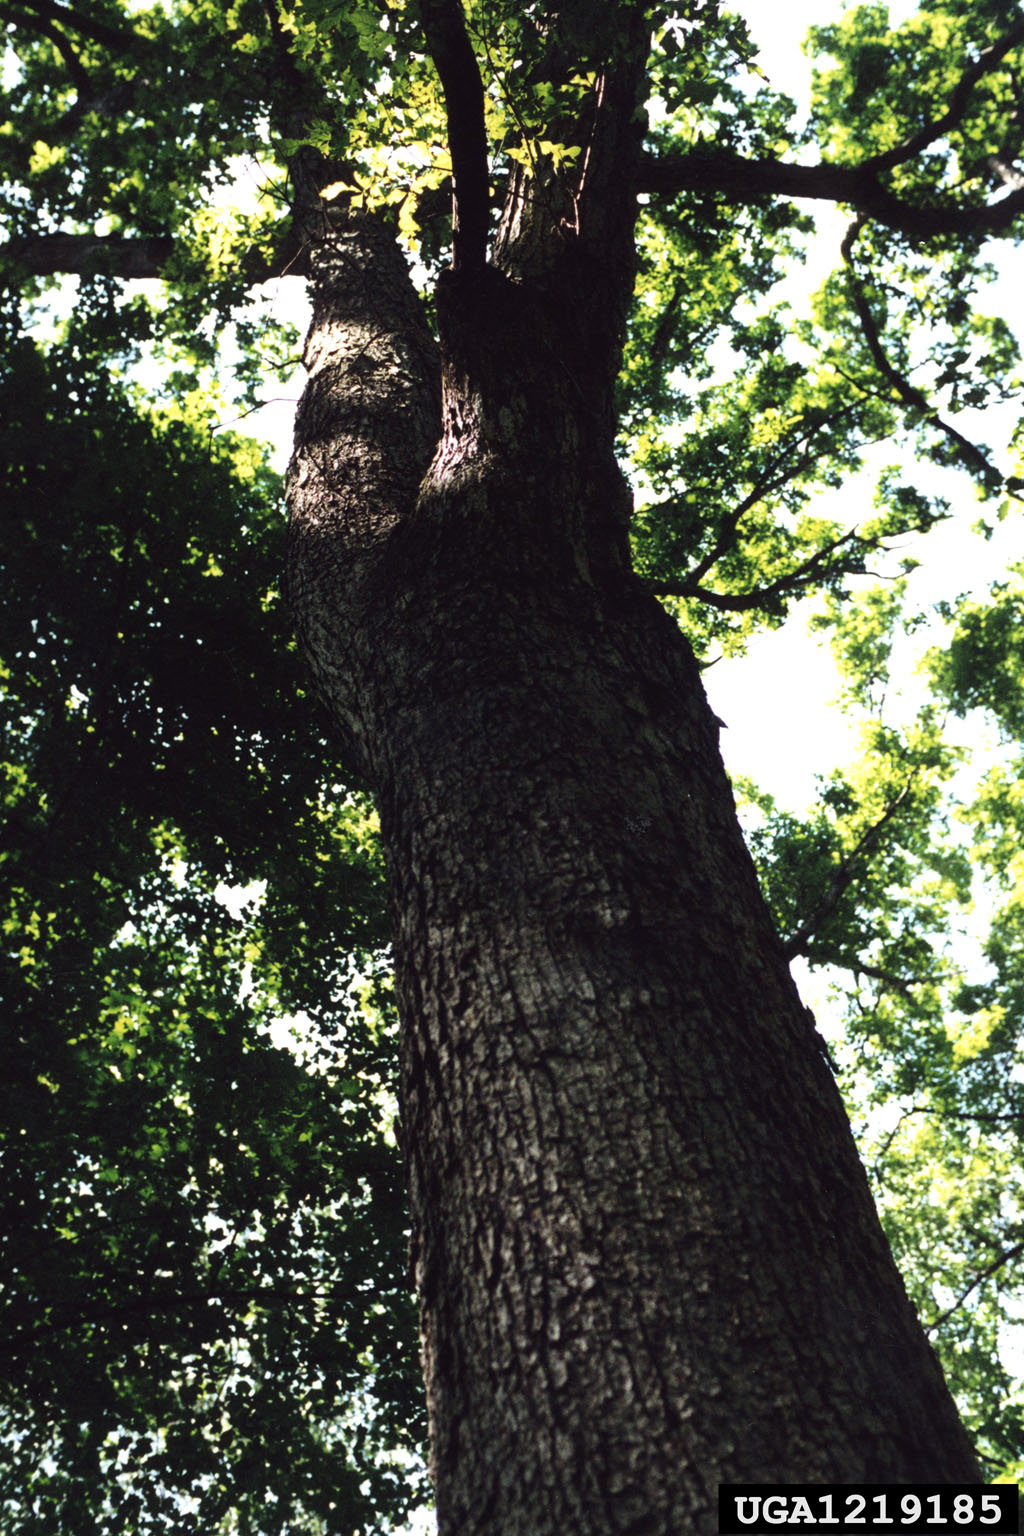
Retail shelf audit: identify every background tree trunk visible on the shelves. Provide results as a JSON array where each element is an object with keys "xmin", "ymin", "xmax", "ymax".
[{"xmin": 286, "ymin": 108, "xmax": 980, "ymax": 1535}]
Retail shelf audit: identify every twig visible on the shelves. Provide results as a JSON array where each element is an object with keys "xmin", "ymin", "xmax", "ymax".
[
  {"xmin": 924, "ymin": 1239, "xmax": 1024, "ymax": 1334},
  {"xmin": 841, "ymin": 218, "xmax": 1018, "ymax": 495},
  {"xmin": 782, "ymin": 776, "xmax": 916, "ymax": 961}
]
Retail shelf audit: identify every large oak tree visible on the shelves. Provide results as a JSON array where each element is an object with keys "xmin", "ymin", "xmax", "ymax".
[{"xmin": 3, "ymin": 0, "xmax": 1024, "ymax": 1531}]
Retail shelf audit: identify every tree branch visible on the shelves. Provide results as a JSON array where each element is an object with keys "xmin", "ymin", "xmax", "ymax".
[
  {"xmin": 641, "ymin": 17, "xmax": 1024, "ymax": 241},
  {"xmin": 864, "ymin": 16, "xmax": 1024, "ymax": 176},
  {"xmin": 924, "ymin": 1238, "xmax": 1024, "ymax": 1334},
  {"xmin": 782, "ymin": 777, "xmax": 916, "ymax": 962},
  {"xmin": 2, "ymin": 1281, "xmax": 385, "ymax": 1355},
  {"xmin": 715, "ymin": 528, "xmax": 863, "ymax": 609},
  {"xmin": 850, "ymin": 960, "xmax": 932, "ymax": 1000},
  {"xmin": 419, "ymin": 0, "xmax": 490, "ymax": 271},
  {"xmin": 0, "ymin": 229, "xmax": 307, "ymax": 283},
  {"xmin": 988, "ymin": 152, "xmax": 1024, "ymax": 190},
  {"xmin": 841, "ymin": 218, "xmax": 1019, "ymax": 494},
  {"xmin": 640, "ymin": 401, "xmax": 871, "ymax": 610},
  {"xmin": 638, "ymin": 146, "xmax": 1024, "ymax": 243},
  {"xmin": 648, "ymin": 274, "xmax": 686, "ymax": 369},
  {"xmin": 5, "ymin": 0, "xmax": 141, "ymax": 52},
  {"xmin": 0, "ymin": 1, "xmax": 91, "ymax": 94},
  {"xmin": 646, "ymin": 525, "xmax": 866, "ymax": 610}
]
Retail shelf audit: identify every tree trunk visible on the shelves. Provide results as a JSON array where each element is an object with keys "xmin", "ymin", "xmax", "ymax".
[{"xmin": 286, "ymin": 122, "xmax": 979, "ymax": 1536}]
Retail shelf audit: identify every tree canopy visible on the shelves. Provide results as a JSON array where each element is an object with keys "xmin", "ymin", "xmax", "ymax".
[{"xmin": 2, "ymin": 0, "xmax": 1024, "ymax": 1529}]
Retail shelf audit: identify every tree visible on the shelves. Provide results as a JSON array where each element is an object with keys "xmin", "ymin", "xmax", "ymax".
[{"xmin": 3, "ymin": 0, "xmax": 1024, "ymax": 1531}]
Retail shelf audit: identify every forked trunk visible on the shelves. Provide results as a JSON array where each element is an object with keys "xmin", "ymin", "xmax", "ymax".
[{"xmin": 287, "ymin": 161, "xmax": 978, "ymax": 1536}]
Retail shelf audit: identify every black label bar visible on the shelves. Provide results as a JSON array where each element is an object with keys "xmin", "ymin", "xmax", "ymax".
[{"xmin": 718, "ymin": 1484, "xmax": 1019, "ymax": 1535}]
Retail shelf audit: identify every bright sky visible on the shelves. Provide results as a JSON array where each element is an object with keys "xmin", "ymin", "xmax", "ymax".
[{"xmin": 736, "ymin": 0, "xmax": 920, "ymax": 96}]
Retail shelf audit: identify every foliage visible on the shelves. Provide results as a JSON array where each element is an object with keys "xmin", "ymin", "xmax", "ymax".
[
  {"xmin": 3, "ymin": 0, "xmax": 1024, "ymax": 1522},
  {"xmin": 0, "ymin": 330, "xmax": 426, "ymax": 1533}
]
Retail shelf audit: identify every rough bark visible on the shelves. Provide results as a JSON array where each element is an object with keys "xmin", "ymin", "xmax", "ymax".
[
  {"xmin": 287, "ymin": 257, "xmax": 979, "ymax": 1536},
  {"xmin": 285, "ymin": 21, "xmax": 981, "ymax": 1534}
]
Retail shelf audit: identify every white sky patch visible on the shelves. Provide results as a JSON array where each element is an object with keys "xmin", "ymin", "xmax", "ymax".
[
  {"xmin": 210, "ymin": 264, "xmax": 310, "ymax": 471},
  {"xmin": 734, "ymin": 0, "xmax": 922, "ymax": 123},
  {"xmin": 704, "ymin": 610, "xmax": 861, "ymax": 810},
  {"xmin": 214, "ymin": 878, "xmax": 266, "ymax": 919},
  {"xmin": 1, "ymin": 47, "xmax": 21, "ymax": 92}
]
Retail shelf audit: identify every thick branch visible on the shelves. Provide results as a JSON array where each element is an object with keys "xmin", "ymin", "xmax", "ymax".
[
  {"xmin": 647, "ymin": 526, "xmax": 866, "ymax": 611},
  {"xmin": 851, "ymin": 960, "xmax": 934, "ymax": 1000},
  {"xmin": 0, "ymin": 229, "xmax": 307, "ymax": 283},
  {"xmin": 2, "ymin": 1282, "xmax": 373, "ymax": 1354},
  {"xmin": 642, "ymin": 16, "xmax": 1024, "ymax": 240},
  {"xmin": 666, "ymin": 406, "xmax": 865, "ymax": 594},
  {"xmin": 0, "ymin": 2, "xmax": 91, "ymax": 92},
  {"xmin": 419, "ymin": 0, "xmax": 489, "ymax": 271},
  {"xmin": 638, "ymin": 147, "xmax": 1024, "ymax": 242},
  {"xmin": 989, "ymin": 152, "xmax": 1024, "ymax": 190},
  {"xmin": 1, "ymin": 232, "xmax": 173, "ymax": 280}
]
